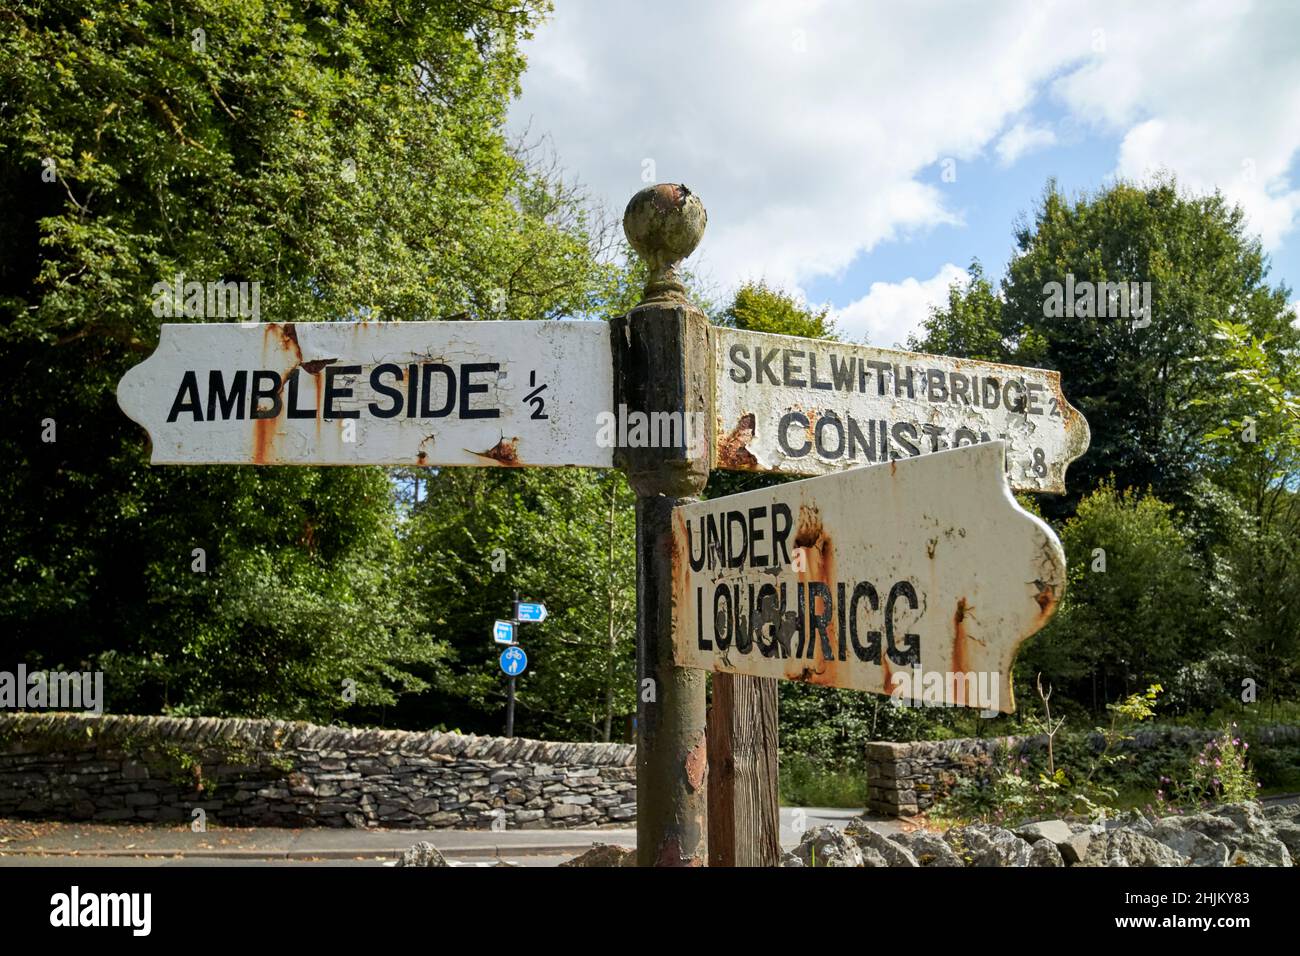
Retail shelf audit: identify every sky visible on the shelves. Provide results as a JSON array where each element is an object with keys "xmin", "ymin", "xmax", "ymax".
[{"xmin": 506, "ymin": 0, "xmax": 1300, "ymax": 348}]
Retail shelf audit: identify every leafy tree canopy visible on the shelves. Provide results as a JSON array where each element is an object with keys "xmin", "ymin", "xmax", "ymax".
[
  {"xmin": 912, "ymin": 177, "xmax": 1298, "ymax": 513},
  {"xmin": 0, "ymin": 0, "xmax": 620, "ymax": 720}
]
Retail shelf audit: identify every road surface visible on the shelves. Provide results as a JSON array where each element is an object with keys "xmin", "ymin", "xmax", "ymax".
[{"xmin": 0, "ymin": 807, "xmax": 881, "ymax": 867}]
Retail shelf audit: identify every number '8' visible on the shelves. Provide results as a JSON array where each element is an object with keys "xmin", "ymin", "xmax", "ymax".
[{"xmin": 1031, "ymin": 448, "xmax": 1047, "ymax": 478}]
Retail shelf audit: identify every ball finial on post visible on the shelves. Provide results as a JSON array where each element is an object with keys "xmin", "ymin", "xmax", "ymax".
[{"xmin": 623, "ymin": 184, "xmax": 707, "ymax": 305}]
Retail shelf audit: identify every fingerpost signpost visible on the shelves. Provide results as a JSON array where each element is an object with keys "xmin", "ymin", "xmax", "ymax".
[{"xmin": 118, "ymin": 184, "xmax": 1087, "ymax": 867}]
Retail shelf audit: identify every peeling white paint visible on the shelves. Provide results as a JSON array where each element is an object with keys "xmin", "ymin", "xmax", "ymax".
[
  {"xmin": 116, "ymin": 321, "xmax": 615, "ymax": 467},
  {"xmin": 671, "ymin": 443, "xmax": 1065, "ymax": 712},
  {"xmin": 712, "ymin": 328, "xmax": 1089, "ymax": 493}
]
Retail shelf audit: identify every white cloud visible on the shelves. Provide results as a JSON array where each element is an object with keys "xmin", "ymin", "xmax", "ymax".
[
  {"xmin": 829, "ymin": 263, "xmax": 970, "ymax": 348},
  {"xmin": 510, "ymin": 1, "xmax": 1073, "ymax": 292},
  {"xmin": 995, "ymin": 122, "xmax": 1057, "ymax": 167},
  {"xmin": 1051, "ymin": 1, "xmax": 1300, "ymax": 251},
  {"xmin": 509, "ymin": 0, "xmax": 1300, "ymax": 305}
]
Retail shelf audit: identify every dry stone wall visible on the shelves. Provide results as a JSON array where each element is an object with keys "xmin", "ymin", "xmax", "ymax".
[
  {"xmin": 866, "ymin": 724, "xmax": 1300, "ymax": 817},
  {"xmin": 0, "ymin": 713, "xmax": 636, "ymax": 829}
]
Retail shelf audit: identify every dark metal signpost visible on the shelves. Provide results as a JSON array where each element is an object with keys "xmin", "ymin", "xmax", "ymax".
[
  {"xmin": 500, "ymin": 645, "xmax": 526, "ymax": 738},
  {"xmin": 612, "ymin": 185, "xmax": 714, "ymax": 866},
  {"xmin": 117, "ymin": 182, "xmax": 1085, "ymax": 867},
  {"xmin": 498, "ymin": 593, "xmax": 544, "ymax": 739}
]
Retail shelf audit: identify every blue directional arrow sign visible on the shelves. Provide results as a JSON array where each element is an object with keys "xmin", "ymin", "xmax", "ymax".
[
  {"xmin": 499, "ymin": 646, "xmax": 528, "ymax": 677},
  {"xmin": 514, "ymin": 601, "xmax": 548, "ymax": 623},
  {"xmin": 493, "ymin": 620, "xmax": 516, "ymax": 645}
]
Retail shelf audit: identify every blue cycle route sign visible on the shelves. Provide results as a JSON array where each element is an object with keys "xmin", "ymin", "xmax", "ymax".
[
  {"xmin": 499, "ymin": 646, "xmax": 528, "ymax": 676},
  {"xmin": 493, "ymin": 620, "xmax": 516, "ymax": 645},
  {"xmin": 514, "ymin": 601, "xmax": 548, "ymax": 623}
]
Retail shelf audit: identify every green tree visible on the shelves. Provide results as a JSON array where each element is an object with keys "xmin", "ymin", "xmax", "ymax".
[
  {"xmin": 718, "ymin": 280, "xmax": 837, "ymax": 340},
  {"xmin": 396, "ymin": 468, "xmax": 637, "ymax": 741},
  {"xmin": 907, "ymin": 260, "xmax": 1038, "ymax": 363},
  {"xmin": 1188, "ymin": 301, "xmax": 1300, "ymax": 715},
  {"xmin": 1199, "ymin": 318, "xmax": 1300, "ymax": 521},
  {"xmin": 1017, "ymin": 482, "xmax": 1212, "ymax": 711},
  {"xmin": 0, "ymin": 0, "xmax": 617, "ymax": 719},
  {"xmin": 914, "ymin": 178, "xmax": 1298, "ymax": 515},
  {"xmin": 1215, "ymin": 509, "xmax": 1300, "ymax": 715},
  {"xmin": 1007, "ymin": 177, "xmax": 1296, "ymax": 510}
]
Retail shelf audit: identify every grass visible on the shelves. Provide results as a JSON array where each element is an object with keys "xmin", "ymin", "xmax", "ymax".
[{"xmin": 778, "ymin": 754, "xmax": 867, "ymax": 808}]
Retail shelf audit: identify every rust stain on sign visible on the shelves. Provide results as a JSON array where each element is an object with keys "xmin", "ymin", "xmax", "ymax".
[
  {"xmin": 716, "ymin": 413, "xmax": 758, "ymax": 469},
  {"xmin": 301, "ymin": 358, "xmax": 337, "ymax": 375},
  {"xmin": 788, "ymin": 499, "xmax": 847, "ymax": 690},
  {"xmin": 710, "ymin": 326, "xmax": 1090, "ymax": 494},
  {"xmin": 472, "ymin": 437, "xmax": 523, "ymax": 467},
  {"xmin": 116, "ymin": 321, "xmax": 615, "ymax": 467},
  {"xmin": 250, "ymin": 323, "xmax": 301, "ymax": 464},
  {"xmin": 1034, "ymin": 582, "xmax": 1056, "ymax": 616},
  {"xmin": 670, "ymin": 441, "xmax": 1067, "ymax": 712},
  {"xmin": 794, "ymin": 504, "xmax": 823, "ymax": 550},
  {"xmin": 268, "ymin": 322, "xmax": 302, "ymax": 361},
  {"xmin": 416, "ymin": 433, "xmax": 436, "ymax": 466},
  {"xmin": 253, "ymin": 417, "xmax": 276, "ymax": 464},
  {"xmin": 951, "ymin": 597, "xmax": 976, "ymax": 704}
]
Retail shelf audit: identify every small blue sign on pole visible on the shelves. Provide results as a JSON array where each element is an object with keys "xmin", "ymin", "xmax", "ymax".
[
  {"xmin": 500, "ymin": 646, "xmax": 528, "ymax": 677},
  {"xmin": 514, "ymin": 601, "xmax": 548, "ymax": 623},
  {"xmin": 493, "ymin": 620, "xmax": 516, "ymax": 645}
]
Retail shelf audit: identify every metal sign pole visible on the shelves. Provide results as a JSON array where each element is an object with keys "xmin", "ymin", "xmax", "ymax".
[
  {"xmin": 506, "ymin": 590, "xmax": 520, "ymax": 738},
  {"xmin": 506, "ymin": 675, "xmax": 516, "ymax": 739},
  {"xmin": 614, "ymin": 185, "xmax": 712, "ymax": 867}
]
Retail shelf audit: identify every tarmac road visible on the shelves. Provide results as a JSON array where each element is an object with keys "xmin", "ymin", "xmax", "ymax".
[{"xmin": 0, "ymin": 806, "xmax": 881, "ymax": 867}]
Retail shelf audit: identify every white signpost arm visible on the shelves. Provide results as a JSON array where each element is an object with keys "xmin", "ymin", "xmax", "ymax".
[{"xmin": 671, "ymin": 441, "xmax": 1066, "ymax": 713}]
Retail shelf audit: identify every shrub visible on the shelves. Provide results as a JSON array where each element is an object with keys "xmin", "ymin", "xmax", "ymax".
[
  {"xmin": 1156, "ymin": 724, "xmax": 1260, "ymax": 813},
  {"xmin": 932, "ymin": 684, "xmax": 1162, "ymax": 826}
]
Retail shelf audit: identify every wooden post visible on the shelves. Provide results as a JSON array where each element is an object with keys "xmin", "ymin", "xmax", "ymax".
[
  {"xmin": 708, "ymin": 674, "xmax": 780, "ymax": 866},
  {"xmin": 613, "ymin": 184, "xmax": 712, "ymax": 866}
]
